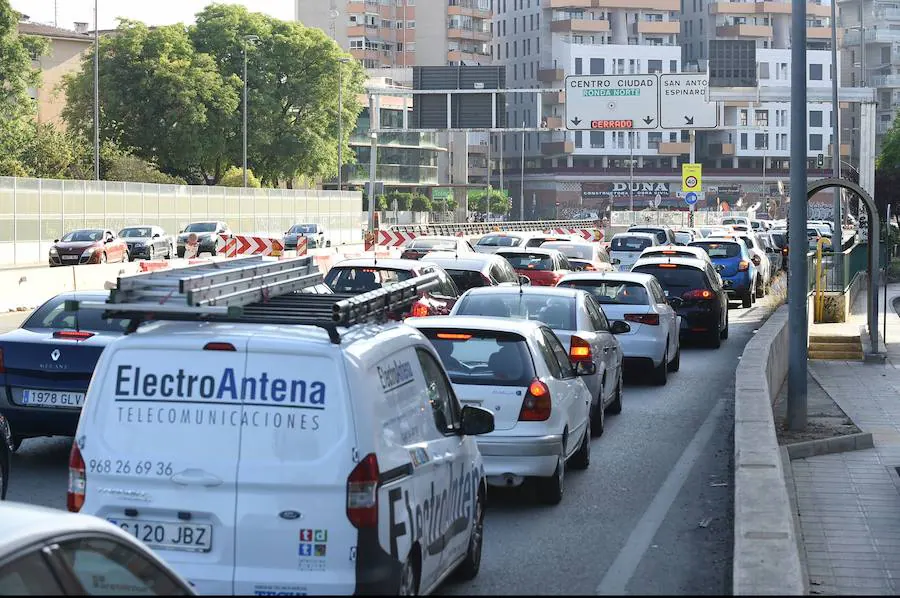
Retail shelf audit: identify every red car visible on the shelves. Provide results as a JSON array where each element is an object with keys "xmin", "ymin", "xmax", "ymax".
[
  {"xmin": 49, "ymin": 229, "xmax": 129, "ymax": 267},
  {"xmin": 495, "ymin": 247, "xmax": 574, "ymax": 286},
  {"xmin": 323, "ymin": 258, "xmax": 460, "ymax": 318}
]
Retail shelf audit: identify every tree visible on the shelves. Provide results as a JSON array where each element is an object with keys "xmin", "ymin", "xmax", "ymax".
[
  {"xmin": 877, "ymin": 112, "xmax": 900, "ymax": 171},
  {"xmin": 189, "ymin": 4, "xmax": 366, "ymax": 185},
  {"xmin": 105, "ymin": 154, "xmax": 187, "ymax": 185},
  {"xmin": 468, "ymin": 189, "xmax": 510, "ymax": 215},
  {"xmin": 218, "ymin": 165, "xmax": 261, "ymax": 187},
  {"xmin": 63, "ymin": 19, "xmax": 240, "ymax": 184},
  {"xmin": 17, "ymin": 122, "xmax": 75, "ymax": 179},
  {"xmin": 410, "ymin": 193, "xmax": 432, "ymax": 212}
]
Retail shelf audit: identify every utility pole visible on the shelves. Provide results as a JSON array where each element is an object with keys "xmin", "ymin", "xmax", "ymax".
[
  {"xmin": 831, "ymin": 0, "xmax": 843, "ymax": 262},
  {"xmin": 368, "ymin": 94, "xmax": 378, "ymax": 232},
  {"xmin": 93, "ymin": 0, "xmax": 99, "ymax": 180},
  {"xmin": 241, "ymin": 35, "xmax": 260, "ymax": 188},
  {"xmin": 520, "ymin": 122, "xmax": 525, "ymax": 220},
  {"xmin": 788, "ymin": 0, "xmax": 808, "ymax": 431},
  {"xmin": 337, "ymin": 57, "xmax": 350, "ymax": 192},
  {"xmin": 629, "ymin": 132, "xmax": 635, "ymax": 224}
]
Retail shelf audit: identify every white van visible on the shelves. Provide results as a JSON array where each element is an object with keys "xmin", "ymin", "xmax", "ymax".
[
  {"xmin": 66, "ymin": 256, "xmax": 496, "ymax": 596},
  {"xmin": 608, "ymin": 232, "xmax": 658, "ymax": 272}
]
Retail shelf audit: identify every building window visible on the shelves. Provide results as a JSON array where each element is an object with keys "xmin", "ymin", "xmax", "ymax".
[
  {"xmin": 809, "ymin": 134, "xmax": 823, "ymax": 151},
  {"xmin": 670, "ymin": 60, "xmax": 678, "ymax": 73},
  {"xmin": 590, "ymin": 58, "xmax": 604, "ymax": 74},
  {"xmin": 590, "ymin": 131, "xmax": 604, "ymax": 148},
  {"xmin": 809, "ymin": 63, "xmax": 823, "ymax": 80},
  {"xmin": 740, "ymin": 133, "xmax": 748, "ymax": 150},
  {"xmin": 575, "ymin": 57, "xmax": 582, "ymax": 75},
  {"xmin": 739, "ymin": 110, "xmax": 748, "ymax": 127},
  {"xmin": 648, "ymin": 132, "xmax": 662, "ymax": 149},
  {"xmin": 755, "ymin": 133, "xmax": 768, "ymax": 150},
  {"xmin": 754, "ymin": 110, "xmax": 768, "ymax": 127},
  {"xmin": 759, "ymin": 62, "xmax": 770, "ymax": 79},
  {"xmin": 575, "ymin": 131, "xmax": 583, "ymax": 148},
  {"xmin": 648, "ymin": 59, "xmax": 662, "ymax": 74},
  {"xmin": 407, "ymin": 20, "xmax": 415, "ymax": 28},
  {"xmin": 809, "ymin": 110, "xmax": 823, "ymax": 128}
]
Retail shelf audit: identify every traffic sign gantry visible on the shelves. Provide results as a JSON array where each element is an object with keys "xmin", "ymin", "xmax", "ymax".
[
  {"xmin": 682, "ymin": 163, "xmax": 702, "ymax": 193},
  {"xmin": 659, "ymin": 74, "xmax": 718, "ymax": 130},
  {"xmin": 565, "ymin": 75, "xmax": 660, "ymax": 130}
]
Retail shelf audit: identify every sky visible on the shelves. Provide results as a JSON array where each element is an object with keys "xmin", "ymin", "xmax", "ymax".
[{"xmin": 12, "ymin": 0, "xmax": 295, "ymax": 31}]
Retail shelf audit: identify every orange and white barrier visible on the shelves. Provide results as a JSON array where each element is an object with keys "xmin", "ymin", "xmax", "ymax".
[
  {"xmin": 369, "ymin": 219, "xmax": 604, "ymax": 248},
  {"xmin": 215, "ymin": 234, "xmax": 290, "ymax": 258}
]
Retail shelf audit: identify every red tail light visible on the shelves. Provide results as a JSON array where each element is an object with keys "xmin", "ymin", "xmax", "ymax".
[
  {"xmin": 582, "ymin": 264, "xmax": 597, "ymax": 271},
  {"xmin": 519, "ymin": 379, "xmax": 551, "ymax": 421},
  {"xmin": 0, "ymin": 348, "xmax": 4, "ymax": 374},
  {"xmin": 204, "ymin": 342, "xmax": 236, "ymax": 351},
  {"xmin": 67, "ymin": 442, "xmax": 86, "ymax": 512},
  {"xmin": 569, "ymin": 336, "xmax": 592, "ymax": 361},
  {"xmin": 782, "ymin": 247, "xmax": 789, "ymax": 255},
  {"xmin": 54, "ymin": 330, "xmax": 94, "ymax": 340},
  {"xmin": 411, "ymin": 302, "xmax": 430, "ymax": 317},
  {"xmin": 683, "ymin": 289, "xmax": 715, "ymax": 301},
  {"xmin": 347, "ymin": 453, "xmax": 379, "ymax": 528},
  {"xmin": 738, "ymin": 260, "xmax": 750, "ymax": 271},
  {"xmin": 624, "ymin": 313, "xmax": 660, "ymax": 325}
]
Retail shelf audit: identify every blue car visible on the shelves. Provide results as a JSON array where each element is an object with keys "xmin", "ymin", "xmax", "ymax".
[
  {"xmin": 0, "ymin": 291, "xmax": 128, "ymax": 451},
  {"xmin": 690, "ymin": 238, "xmax": 759, "ymax": 308}
]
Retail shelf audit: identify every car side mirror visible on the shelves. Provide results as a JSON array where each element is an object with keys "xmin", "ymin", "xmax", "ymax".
[
  {"xmin": 518, "ymin": 275, "xmax": 531, "ymax": 285},
  {"xmin": 53, "ymin": 239, "xmax": 59, "ymax": 243},
  {"xmin": 610, "ymin": 257, "xmax": 621, "ymax": 265},
  {"xmin": 715, "ymin": 264, "xmax": 725, "ymax": 272},
  {"xmin": 572, "ymin": 360, "xmax": 597, "ymax": 376},
  {"xmin": 751, "ymin": 255, "xmax": 762, "ymax": 266},
  {"xmin": 609, "ymin": 320, "xmax": 631, "ymax": 335},
  {"xmin": 459, "ymin": 404, "xmax": 495, "ymax": 436},
  {"xmin": 153, "ymin": 233, "xmax": 161, "ymax": 239},
  {"xmin": 667, "ymin": 297, "xmax": 684, "ymax": 309}
]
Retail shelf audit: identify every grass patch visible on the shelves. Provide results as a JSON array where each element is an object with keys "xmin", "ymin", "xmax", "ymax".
[{"xmin": 760, "ymin": 272, "xmax": 788, "ymax": 309}]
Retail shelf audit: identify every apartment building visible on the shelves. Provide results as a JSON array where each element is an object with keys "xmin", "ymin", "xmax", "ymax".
[{"xmin": 297, "ymin": 0, "xmax": 492, "ymax": 69}]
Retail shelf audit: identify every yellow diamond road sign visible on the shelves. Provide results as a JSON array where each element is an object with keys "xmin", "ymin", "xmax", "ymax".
[{"xmin": 682, "ymin": 163, "xmax": 702, "ymax": 193}]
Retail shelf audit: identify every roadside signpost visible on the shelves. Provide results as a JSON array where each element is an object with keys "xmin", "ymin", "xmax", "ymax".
[
  {"xmin": 659, "ymin": 73, "xmax": 718, "ymax": 129},
  {"xmin": 565, "ymin": 75, "xmax": 661, "ymax": 130}
]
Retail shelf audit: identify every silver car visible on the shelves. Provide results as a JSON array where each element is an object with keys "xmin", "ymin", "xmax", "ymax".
[
  {"xmin": 284, "ymin": 223, "xmax": 328, "ymax": 250},
  {"xmin": 450, "ymin": 286, "xmax": 629, "ymax": 435}
]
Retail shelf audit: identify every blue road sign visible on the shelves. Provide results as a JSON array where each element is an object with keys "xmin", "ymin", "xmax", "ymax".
[{"xmin": 684, "ymin": 191, "xmax": 698, "ymax": 205}]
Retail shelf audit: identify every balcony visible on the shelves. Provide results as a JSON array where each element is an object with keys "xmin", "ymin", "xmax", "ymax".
[
  {"xmin": 549, "ymin": 0, "xmax": 592, "ymax": 7},
  {"xmin": 708, "ymin": 1, "xmax": 828, "ymax": 16},
  {"xmin": 878, "ymin": 121, "xmax": 894, "ymax": 135},
  {"xmin": 829, "ymin": 143, "xmax": 851, "ymax": 157},
  {"xmin": 709, "ymin": 143, "xmax": 736, "ymax": 156},
  {"xmin": 634, "ymin": 21, "xmax": 680, "ymax": 34},
  {"xmin": 544, "ymin": 116, "xmax": 564, "ymax": 128},
  {"xmin": 658, "ymin": 142, "xmax": 691, "ymax": 155},
  {"xmin": 447, "ymin": 50, "xmax": 491, "ymax": 63},
  {"xmin": 807, "ymin": 26, "xmax": 833, "ymax": 39},
  {"xmin": 595, "ymin": 0, "xmax": 679, "ymax": 9},
  {"xmin": 538, "ymin": 67, "xmax": 566, "ymax": 82},
  {"xmin": 542, "ymin": 141, "xmax": 575, "ymax": 155},
  {"xmin": 542, "ymin": 91, "xmax": 566, "ymax": 104},
  {"xmin": 551, "ymin": 18, "xmax": 610, "ymax": 33},
  {"xmin": 447, "ymin": 28, "xmax": 492, "ymax": 42},
  {"xmin": 448, "ymin": 0, "xmax": 492, "ymax": 18},
  {"xmin": 871, "ymin": 74, "xmax": 900, "ymax": 87},
  {"xmin": 875, "ymin": 6, "xmax": 900, "ymax": 21},
  {"xmin": 468, "ymin": 144, "xmax": 488, "ymax": 154},
  {"xmin": 716, "ymin": 24, "xmax": 774, "ymax": 37},
  {"xmin": 843, "ymin": 29, "xmax": 900, "ymax": 46}
]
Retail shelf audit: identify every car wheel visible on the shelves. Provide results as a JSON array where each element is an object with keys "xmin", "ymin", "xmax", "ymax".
[
  {"xmin": 755, "ymin": 278, "xmax": 765, "ymax": 298},
  {"xmin": 741, "ymin": 290, "xmax": 752, "ymax": 308},
  {"xmin": 455, "ymin": 488, "xmax": 485, "ymax": 581},
  {"xmin": 721, "ymin": 312, "xmax": 729, "ymax": 340},
  {"xmin": 591, "ymin": 387, "xmax": 605, "ymax": 436},
  {"xmin": 570, "ymin": 422, "xmax": 591, "ymax": 470},
  {"xmin": 398, "ymin": 555, "xmax": 419, "ymax": 596},
  {"xmin": 652, "ymin": 348, "xmax": 668, "ymax": 385},
  {"xmin": 708, "ymin": 326, "xmax": 722, "ymax": 349},
  {"xmin": 606, "ymin": 372, "xmax": 623, "ymax": 414},
  {"xmin": 667, "ymin": 340, "xmax": 681, "ymax": 372},
  {"xmin": 0, "ymin": 441, "xmax": 8, "ymax": 500},
  {"xmin": 10, "ymin": 435, "xmax": 23, "ymax": 453},
  {"xmin": 535, "ymin": 452, "xmax": 565, "ymax": 505},
  {"xmin": 99, "ymin": 252, "xmax": 107, "ymax": 264}
]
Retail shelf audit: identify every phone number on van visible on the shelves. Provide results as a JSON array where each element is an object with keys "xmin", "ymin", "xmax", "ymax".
[{"xmin": 88, "ymin": 459, "xmax": 174, "ymax": 477}]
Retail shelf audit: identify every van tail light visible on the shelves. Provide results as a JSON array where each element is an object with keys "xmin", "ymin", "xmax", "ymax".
[
  {"xmin": 54, "ymin": 330, "xmax": 94, "ymax": 340},
  {"xmin": 738, "ymin": 260, "xmax": 750, "ymax": 271},
  {"xmin": 347, "ymin": 453, "xmax": 379, "ymax": 529},
  {"xmin": 204, "ymin": 342, "xmax": 236, "ymax": 351},
  {"xmin": 569, "ymin": 336, "xmax": 592, "ymax": 362},
  {"xmin": 67, "ymin": 442, "xmax": 86, "ymax": 512},
  {"xmin": 410, "ymin": 301, "xmax": 430, "ymax": 318},
  {"xmin": 683, "ymin": 289, "xmax": 715, "ymax": 301},
  {"xmin": 625, "ymin": 313, "xmax": 660, "ymax": 325},
  {"xmin": 519, "ymin": 379, "xmax": 552, "ymax": 421},
  {"xmin": 0, "ymin": 348, "xmax": 4, "ymax": 374}
]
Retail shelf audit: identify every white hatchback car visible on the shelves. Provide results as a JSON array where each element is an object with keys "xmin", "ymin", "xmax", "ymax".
[
  {"xmin": 608, "ymin": 232, "xmax": 659, "ymax": 272},
  {"xmin": 406, "ymin": 316, "xmax": 594, "ymax": 506},
  {"xmin": 637, "ymin": 244, "xmax": 713, "ymax": 266},
  {"xmin": 557, "ymin": 272, "xmax": 681, "ymax": 385}
]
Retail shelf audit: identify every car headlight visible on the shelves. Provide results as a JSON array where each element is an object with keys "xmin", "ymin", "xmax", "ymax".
[
  {"xmin": 82, "ymin": 246, "xmax": 97, "ymax": 255},
  {"xmin": 49, "ymin": 247, "xmax": 58, "ymax": 255}
]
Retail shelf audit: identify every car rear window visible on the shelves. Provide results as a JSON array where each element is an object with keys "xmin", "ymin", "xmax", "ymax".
[
  {"xmin": 674, "ymin": 231, "xmax": 693, "ymax": 244},
  {"xmin": 632, "ymin": 264, "xmax": 710, "ymax": 295},
  {"xmin": 24, "ymin": 296, "xmax": 129, "ymax": 333},
  {"xmin": 611, "ymin": 236, "xmax": 653, "ymax": 251},
  {"xmin": 542, "ymin": 243, "xmax": 593, "ymax": 259},
  {"xmin": 408, "ymin": 239, "xmax": 456, "ymax": 251},
  {"xmin": 691, "ymin": 242, "xmax": 741, "ymax": 258},
  {"xmin": 497, "ymin": 253, "xmax": 554, "ymax": 271},
  {"xmin": 422, "ymin": 330, "xmax": 535, "ymax": 387},
  {"xmin": 643, "ymin": 249, "xmax": 698, "ymax": 260},
  {"xmin": 628, "ymin": 229, "xmax": 667, "ymax": 244},
  {"xmin": 324, "ymin": 267, "xmax": 413, "ymax": 293},
  {"xmin": 770, "ymin": 233, "xmax": 787, "ymax": 248},
  {"xmin": 477, "ymin": 235, "xmax": 522, "ymax": 247},
  {"xmin": 557, "ymin": 280, "xmax": 649, "ymax": 305},
  {"xmin": 446, "ymin": 269, "xmax": 488, "ymax": 292},
  {"xmin": 455, "ymin": 293, "xmax": 576, "ymax": 330}
]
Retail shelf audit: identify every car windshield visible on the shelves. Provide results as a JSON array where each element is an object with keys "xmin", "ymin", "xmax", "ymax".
[
  {"xmin": 183, "ymin": 222, "xmax": 217, "ymax": 233},
  {"xmin": 674, "ymin": 231, "xmax": 693, "ymax": 244},
  {"xmin": 542, "ymin": 243, "xmax": 593, "ymax": 259},
  {"xmin": 60, "ymin": 230, "xmax": 103, "ymax": 242},
  {"xmin": 455, "ymin": 293, "xmax": 576, "ymax": 330},
  {"xmin": 476, "ymin": 235, "xmax": 522, "ymax": 247},
  {"xmin": 408, "ymin": 239, "xmax": 457, "ymax": 250},
  {"xmin": 632, "ymin": 265, "xmax": 709, "ymax": 296},
  {"xmin": 422, "ymin": 330, "xmax": 535, "ymax": 387},
  {"xmin": 770, "ymin": 233, "xmax": 787, "ymax": 248},
  {"xmin": 24, "ymin": 295, "xmax": 130, "ymax": 333},
  {"xmin": 118, "ymin": 227, "xmax": 152, "ymax": 238},
  {"xmin": 557, "ymin": 280, "xmax": 649, "ymax": 305},
  {"xmin": 289, "ymin": 224, "xmax": 317, "ymax": 234},
  {"xmin": 446, "ymin": 269, "xmax": 488, "ymax": 292},
  {"xmin": 629, "ymin": 228, "xmax": 667, "ymax": 243},
  {"xmin": 691, "ymin": 242, "xmax": 741, "ymax": 258},
  {"xmin": 611, "ymin": 236, "xmax": 653, "ymax": 251},
  {"xmin": 497, "ymin": 252, "xmax": 554, "ymax": 271},
  {"xmin": 324, "ymin": 267, "xmax": 414, "ymax": 293}
]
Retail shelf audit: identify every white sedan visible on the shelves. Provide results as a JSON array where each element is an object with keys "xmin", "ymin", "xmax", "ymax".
[
  {"xmin": 407, "ymin": 316, "xmax": 594, "ymax": 505},
  {"xmin": 557, "ymin": 272, "xmax": 681, "ymax": 386}
]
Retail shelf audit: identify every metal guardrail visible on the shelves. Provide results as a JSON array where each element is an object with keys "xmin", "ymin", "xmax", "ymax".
[{"xmin": 384, "ymin": 219, "xmax": 602, "ymax": 237}]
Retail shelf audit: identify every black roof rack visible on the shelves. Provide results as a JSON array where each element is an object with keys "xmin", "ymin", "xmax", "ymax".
[{"xmin": 67, "ymin": 255, "xmax": 440, "ymax": 344}]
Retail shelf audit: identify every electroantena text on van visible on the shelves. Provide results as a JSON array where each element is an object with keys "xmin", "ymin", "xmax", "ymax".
[{"xmin": 66, "ymin": 255, "xmax": 442, "ymax": 343}]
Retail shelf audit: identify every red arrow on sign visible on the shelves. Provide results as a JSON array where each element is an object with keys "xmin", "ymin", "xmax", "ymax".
[{"xmin": 237, "ymin": 236, "xmax": 252, "ymax": 254}]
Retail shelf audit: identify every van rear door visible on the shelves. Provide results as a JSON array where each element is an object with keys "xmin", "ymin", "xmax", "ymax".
[
  {"xmin": 79, "ymin": 329, "xmax": 250, "ymax": 595},
  {"xmin": 233, "ymin": 334, "xmax": 358, "ymax": 596}
]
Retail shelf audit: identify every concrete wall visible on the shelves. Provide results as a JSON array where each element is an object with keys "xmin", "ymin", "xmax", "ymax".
[
  {"xmin": 733, "ymin": 305, "xmax": 806, "ymax": 595},
  {"xmin": 0, "ymin": 262, "xmax": 142, "ymax": 312}
]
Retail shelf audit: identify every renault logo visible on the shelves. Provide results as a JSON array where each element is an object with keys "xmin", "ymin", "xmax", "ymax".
[{"xmin": 50, "ymin": 349, "xmax": 60, "ymax": 362}]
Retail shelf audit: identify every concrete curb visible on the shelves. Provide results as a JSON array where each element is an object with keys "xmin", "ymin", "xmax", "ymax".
[
  {"xmin": 733, "ymin": 304, "xmax": 806, "ymax": 595},
  {"xmin": 784, "ymin": 432, "xmax": 875, "ymax": 460},
  {"xmin": 780, "ymin": 447, "xmax": 810, "ymax": 597}
]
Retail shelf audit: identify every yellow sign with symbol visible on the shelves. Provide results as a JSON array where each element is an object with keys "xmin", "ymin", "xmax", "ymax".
[{"xmin": 682, "ymin": 163, "xmax": 702, "ymax": 193}]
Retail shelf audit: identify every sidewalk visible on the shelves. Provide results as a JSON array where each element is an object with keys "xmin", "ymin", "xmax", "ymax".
[{"xmin": 788, "ymin": 283, "xmax": 900, "ymax": 594}]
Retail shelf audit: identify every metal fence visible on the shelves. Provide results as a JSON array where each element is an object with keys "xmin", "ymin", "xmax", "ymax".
[
  {"xmin": 609, "ymin": 211, "xmax": 739, "ymax": 227},
  {"xmin": 809, "ymin": 242, "xmax": 869, "ymax": 293},
  {"xmin": 0, "ymin": 177, "xmax": 365, "ymax": 265}
]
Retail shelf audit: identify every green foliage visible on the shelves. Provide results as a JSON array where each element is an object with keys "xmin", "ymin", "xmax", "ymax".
[
  {"xmin": 468, "ymin": 189, "xmax": 510, "ymax": 215},
  {"xmin": 17, "ymin": 122, "xmax": 74, "ymax": 179},
  {"xmin": 410, "ymin": 193, "xmax": 432, "ymax": 212},
  {"xmin": 105, "ymin": 154, "xmax": 187, "ymax": 185},
  {"xmin": 877, "ymin": 111, "xmax": 900, "ymax": 171},
  {"xmin": 218, "ymin": 165, "xmax": 261, "ymax": 188}
]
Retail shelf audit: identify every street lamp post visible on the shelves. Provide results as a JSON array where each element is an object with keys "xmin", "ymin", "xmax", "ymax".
[
  {"xmin": 520, "ymin": 122, "xmax": 525, "ymax": 220},
  {"xmin": 93, "ymin": 0, "xmax": 99, "ymax": 180},
  {"xmin": 337, "ymin": 57, "xmax": 350, "ymax": 192},
  {"xmin": 629, "ymin": 132, "xmax": 635, "ymax": 223},
  {"xmin": 242, "ymin": 34, "xmax": 260, "ymax": 188}
]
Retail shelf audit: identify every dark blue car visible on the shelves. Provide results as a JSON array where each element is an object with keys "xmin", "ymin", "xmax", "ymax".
[
  {"xmin": 0, "ymin": 291, "xmax": 127, "ymax": 452},
  {"xmin": 690, "ymin": 239, "xmax": 758, "ymax": 308}
]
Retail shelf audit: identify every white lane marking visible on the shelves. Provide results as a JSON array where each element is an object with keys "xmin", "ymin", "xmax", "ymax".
[{"xmin": 595, "ymin": 396, "xmax": 727, "ymax": 596}]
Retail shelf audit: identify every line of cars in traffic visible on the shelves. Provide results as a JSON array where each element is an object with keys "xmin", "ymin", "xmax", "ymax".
[{"xmin": 0, "ymin": 224, "xmax": 759, "ymax": 594}]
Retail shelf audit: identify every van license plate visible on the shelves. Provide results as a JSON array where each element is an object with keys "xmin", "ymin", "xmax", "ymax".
[
  {"xmin": 109, "ymin": 519, "xmax": 212, "ymax": 552},
  {"xmin": 21, "ymin": 389, "xmax": 84, "ymax": 408}
]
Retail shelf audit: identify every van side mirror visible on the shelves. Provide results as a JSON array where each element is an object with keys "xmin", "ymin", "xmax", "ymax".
[
  {"xmin": 609, "ymin": 320, "xmax": 631, "ymax": 335},
  {"xmin": 572, "ymin": 360, "xmax": 597, "ymax": 376},
  {"xmin": 459, "ymin": 404, "xmax": 495, "ymax": 436}
]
